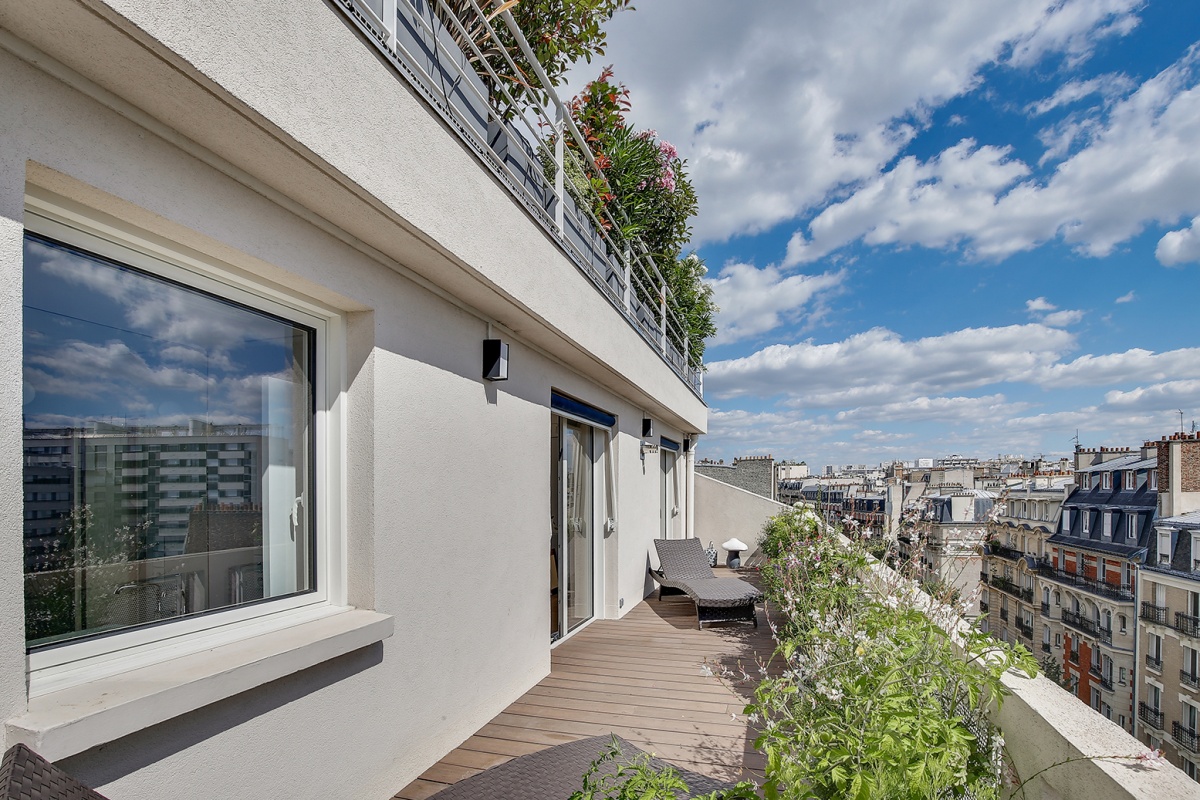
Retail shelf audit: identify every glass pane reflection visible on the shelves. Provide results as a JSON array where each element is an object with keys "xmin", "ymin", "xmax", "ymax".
[{"xmin": 22, "ymin": 233, "xmax": 315, "ymax": 648}]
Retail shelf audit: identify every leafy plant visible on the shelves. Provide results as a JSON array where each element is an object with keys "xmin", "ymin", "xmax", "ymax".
[
  {"xmin": 435, "ymin": 0, "xmax": 632, "ymax": 113},
  {"xmin": 556, "ymin": 68, "xmax": 714, "ymax": 369},
  {"xmin": 569, "ymin": 735, "xmax": 758, "ymax": 800},
  {"xmin": 747, "ymin": 505, "xmax": 1038, "ymax": 799}
]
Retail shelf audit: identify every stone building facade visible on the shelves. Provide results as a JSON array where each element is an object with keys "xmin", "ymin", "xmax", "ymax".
[{"xmin": 695, "ymin": 455, "xmax": 776, "ymax": 500}]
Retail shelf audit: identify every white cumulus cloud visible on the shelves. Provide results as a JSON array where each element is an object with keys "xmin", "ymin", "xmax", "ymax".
[
  {"xmin": 706, "ymin": 324, "xmax": 1075, "ymax": 403},
  {"xmin": 586, "ymin": 0, "xmax": 1143, "ymax": 244},
  {"xmin": 1156, "ymin": 216, "xmax": 1200, "ymax": 266},
  {"xmin": 707, "ymin": 263, "xmax": 844, "ymax": 344}
]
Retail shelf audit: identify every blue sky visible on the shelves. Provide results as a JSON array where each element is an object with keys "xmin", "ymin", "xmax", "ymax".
[{"xmin": 579, "ymin": 0, "xmax": 1200, "ymax": 470}]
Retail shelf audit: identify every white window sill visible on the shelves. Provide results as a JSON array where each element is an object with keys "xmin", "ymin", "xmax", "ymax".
[{"xmin": 5, "ymin": 608, "xmax": 393, "ymax": 761}]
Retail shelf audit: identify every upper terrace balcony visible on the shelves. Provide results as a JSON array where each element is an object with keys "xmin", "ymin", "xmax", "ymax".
[{"xmin": 334, "ymin": 0, "xmax": 703, "ymax": 396}]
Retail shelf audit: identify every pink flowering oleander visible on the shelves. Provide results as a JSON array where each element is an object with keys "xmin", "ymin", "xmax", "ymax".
[{"xmin": 658, "ymin": 140, "xmax": 678, "ymax": 161}]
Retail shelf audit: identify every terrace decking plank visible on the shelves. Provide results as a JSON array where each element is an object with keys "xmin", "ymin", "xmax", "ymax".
[
  {"xmin": 453, "ymin": 735, "xmax": 549, "ymax": 760},
  {"xmin": 435, "ymin": 747, "xmax": 514, "ymax": 771},
  {"xmin": 416, "ymin": 762, "xmax": 481, "ymax": 785},
  {"xmin": 392, "ymin": 590, "xmax": 773, "ymax": 799},
  {"xmin": 392, "ymin": 778, "xmax": 446, "ymax": 800}
]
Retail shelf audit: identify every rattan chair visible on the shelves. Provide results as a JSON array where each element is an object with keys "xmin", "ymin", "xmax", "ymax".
[
  {"xmin": 0, "ymin": 743, "xmax": 110, "ymax": 800},
  {"xmin": 426, "ymin": 734, "xmax": 732, "ymax": 799}
]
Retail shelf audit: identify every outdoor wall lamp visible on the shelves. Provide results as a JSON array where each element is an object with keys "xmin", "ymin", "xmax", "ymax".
[{"xmin": 483, "ymin": 338, "xmax": 509, "ymax": 381}]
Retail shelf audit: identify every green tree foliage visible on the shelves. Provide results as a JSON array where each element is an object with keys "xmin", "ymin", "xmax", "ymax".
[
  {"xmin": 436, "ymin": 0, "xmax": 632, "ymax": 112},
  {"xmin": 564, "ymin": 68, "xmax": 716, "ymax": 368}
]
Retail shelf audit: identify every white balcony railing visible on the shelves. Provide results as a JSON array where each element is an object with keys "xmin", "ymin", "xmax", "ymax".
[{"xmin": 335, "ymin": 0, "xmax": 703, "ymax": 396}]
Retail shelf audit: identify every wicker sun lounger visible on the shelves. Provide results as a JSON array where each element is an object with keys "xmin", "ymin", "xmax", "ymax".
[
  {"xmin": 426, "ymin": 734, "xmax": 733, "ymax": 799},
  {"xmin": 650, "ymin": 538, "xmax": 762, "ymax": 629},
  {"xmin": 0, "ymin": 743, "xmax": 110, "ymax": 800}
]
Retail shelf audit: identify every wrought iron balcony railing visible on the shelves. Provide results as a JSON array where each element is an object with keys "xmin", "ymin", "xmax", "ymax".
[
  {"xmin": 1041, "ymin": 642, "xmax": 1051, "ymax": 653},
  {"xmin": 335, "ymin": 0, "xmax": 703, "ymax": 394},
  {"xmin": 1041, "ymin": 601, "xmax": 1051, "ymax": 616},
  {"xmin": 1139, "ymin": 702, "xmax": 1165, "ymax": 730},
  {"xmin": 1069, "ymin": 649, "xmax": 1080, "ymax": 664},
  {"xmin": 990, "ymin": 575, "xmax": 1021, "ymax": 597},
  {"xmin": 988, "ymin": 543, "xmax": 1025, "ymax": 562},
  {"xmin": 1037, "ymin": 562, "xmax": 1134, "ymax": 602},
  {"xmin": 999, "ymin": 607, "xmax": 1009, "ymax": 621},
  {"xmin": 978, "ymin": 600, "xmax": 989, "ymax": 613},
  {"xmin": 1087, "ymin": 664, "xmax": 1114, "ymax": 690},
  {"xmin": 1182, "ymin": 670, "xmax": 1200, "ymax": 691},
  {"xmin": 1061, "ymin": 609, "xmax": 1113, "ymax": 644},
  {"xmin": 979, "ymin": 572, "xmax": 989, "ymax": 585},
  {"xmin": 1017, "ymin": 620, "xmax": 1034, "ymax": 640},
  {"xmin": 1146, "ymin": 653, "xmax": 1163, "ymax": 672},
  {"xmin": 1176, "ymin": 612, "xmax": 1200, "ymax": 638},
  {"xmin": 1175, "ymin": 721, "xmax": 1200, "ymax": 754},
  {"xmin": 1141, "ymin": 602, "xmax": 1168, "ymax": 625}
]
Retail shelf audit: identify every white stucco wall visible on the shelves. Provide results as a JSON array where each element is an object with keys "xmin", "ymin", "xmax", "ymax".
[
  {"xmin": 694, "ymin": 474, "xmax": 788, "ymax": 563},
  {"xmin": 0, "ymin": 2, "xmax": 706, "ymax": 797}
]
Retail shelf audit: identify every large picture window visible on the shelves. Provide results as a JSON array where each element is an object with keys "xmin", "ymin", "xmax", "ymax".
[{"xmin": 22, "ymin": 229, "xmax": 317, "ymax": 650}]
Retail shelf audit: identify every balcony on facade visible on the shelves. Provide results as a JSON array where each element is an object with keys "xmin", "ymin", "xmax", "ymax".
[
  {"xmin": 979, "ymin": 600, "xmax": 989, "ymax": 613},
  {"xmin": 1141, "ymin": 601, "xmax": 1169, "ymax": 625},
  {"xmin": 1041, "ymin": 600, "xmax": 1051, "ymax": 616},
  {"xmin": 989, "ymin": 543, "xmax": 1025, "ymax": 562},
  {"xmin": 990, "ymin": 575, "xmax": 1032, "ymax": 603},
  {"xmin": 1140, "ymin": 702, "xmax": 1166, "ymax": 731},
  {"xmin": 1016, "ymin": 620, "xmax": 1034, "ymax": 640},
  {"xmin": 1177, "ymin": 611, "xmax": 1200, "ymax": 638},
  {"xmin": 1182, "ymin": 670, "xmax": 1200, "ymax": 691},
  {"xmin": 1061, "ymin": 609, "xmax": 1113, "ymax": 645},
  {"xmin": 1175, "ymin": 721, "xmax": 1200, "ymax": 754},
  {"xmin": 334, "ymin": 0, "xmax": 703, "ymax": 395},
  {"xmin": 1000, "ymin": 607, "xmax": 1009, "ymax": 621},
  {"xmin": 1037, "ymin": 562, "xmax": 1134, "ymax": 602},
  {"xmin": 1088, "ymin": 663, "xmax": 1114, "ymax": 691},
  {"xmin": 979, "ymin": 571, "xmax": 989, "ymax": 584},
  {"xmin": 1041, "ymin": 641, "xmax": 1051, "ymax": 653},
  {"xmin": 1069, "ymin": 649, "xmax": 1080, "ymax": 664},
  {"xmin": 1146, "ymin": 653, "xmax": 1164, "ymax": 672}
]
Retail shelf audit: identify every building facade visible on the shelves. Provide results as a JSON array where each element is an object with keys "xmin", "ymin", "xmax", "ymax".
[
  {"xmin": 1042, "ymin": 447, "xmax": 1158, "ymax": 733},
  {"xmin": 1136, "ymin": 434, "xmax": 1200, "ymax": 778},
  {"xmin": 980, "ymin": 477, "xmax": 1071, "ymax": 679},
  {"xmin": 0, "ymin": 2, "xmax": 707, "ymax": 798}
]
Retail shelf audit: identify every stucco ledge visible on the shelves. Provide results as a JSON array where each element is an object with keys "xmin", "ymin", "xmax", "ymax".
[{"xmin": 5, "ymin": 608, "xmax": 393, "ymax": 762}]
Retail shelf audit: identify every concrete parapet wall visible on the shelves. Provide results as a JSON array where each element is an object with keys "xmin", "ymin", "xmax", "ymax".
[{"xmin": 694, "ymin": 473, "xmax": 787, "ymax": 562}]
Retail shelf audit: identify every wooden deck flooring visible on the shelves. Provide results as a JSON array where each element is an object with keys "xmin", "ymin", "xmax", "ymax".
[{"xmin": 393, "ymin": 592, "xmax": 776, "ymax": 799}]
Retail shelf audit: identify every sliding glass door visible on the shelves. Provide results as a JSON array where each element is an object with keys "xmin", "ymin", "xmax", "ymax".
[
  {"xmin": 550, "ymin": 414, "xmax": 605, "ymax": 641},
  {"xmin": 660, "ymin": 443, "xmax": 680, "ymax": 539}
]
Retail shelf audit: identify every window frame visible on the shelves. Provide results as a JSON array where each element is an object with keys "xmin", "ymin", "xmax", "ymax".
[{"xmin": 22, "ymin": 194, "xmax": 347, "ymax": 695}]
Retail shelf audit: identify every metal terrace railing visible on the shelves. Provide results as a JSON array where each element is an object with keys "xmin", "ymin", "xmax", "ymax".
[{"xmin": 335, "ymin": 0, "xmax": 703, "ymax": 396}]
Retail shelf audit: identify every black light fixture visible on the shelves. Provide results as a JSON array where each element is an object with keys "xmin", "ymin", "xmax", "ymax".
[
  {"xmin": 483, "ymin": 338, "xmax": 509, "ymax": 381},
  {"xmin": 641, "ymin": 416, "xmax": 654, "ymax": 438}
]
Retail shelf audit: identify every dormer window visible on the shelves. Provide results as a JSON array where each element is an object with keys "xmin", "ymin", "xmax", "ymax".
[
  {"xmin": 1102, "ymin": 471, "xmax": 1112, "ymax": 490},
  {"xmin": 1150, "ymin": 469, "xmax": 1158, "ymax": 491},
  {"xmin": 1159, "ymin": 530, "xmax": 1173, "ymax": 565},
  {"xmin": 1192, "ymin": 532, "xmax": 1200, "ymax": 572},
  {"xmin": 1082, "ymin": 511, "xmax": 1090, "ymax": 534},
  {"xmin": 1124, "ymin": 470, "xmax": 1136, "ymax": 490}
]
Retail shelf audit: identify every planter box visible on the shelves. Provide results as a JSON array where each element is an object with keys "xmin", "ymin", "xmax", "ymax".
[
  {"xmin": 488, "ymin": 122, "xmax": 556, "ymax": 215},
  {"xmin": 395, "ymin": 0, "xmax": 490, "ymax": 142}
]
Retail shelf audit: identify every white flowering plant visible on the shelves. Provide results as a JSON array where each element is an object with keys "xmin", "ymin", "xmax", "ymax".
[{"xmin": 743, "ymin": 505, "xmax": 1038, "ymax": 800}]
